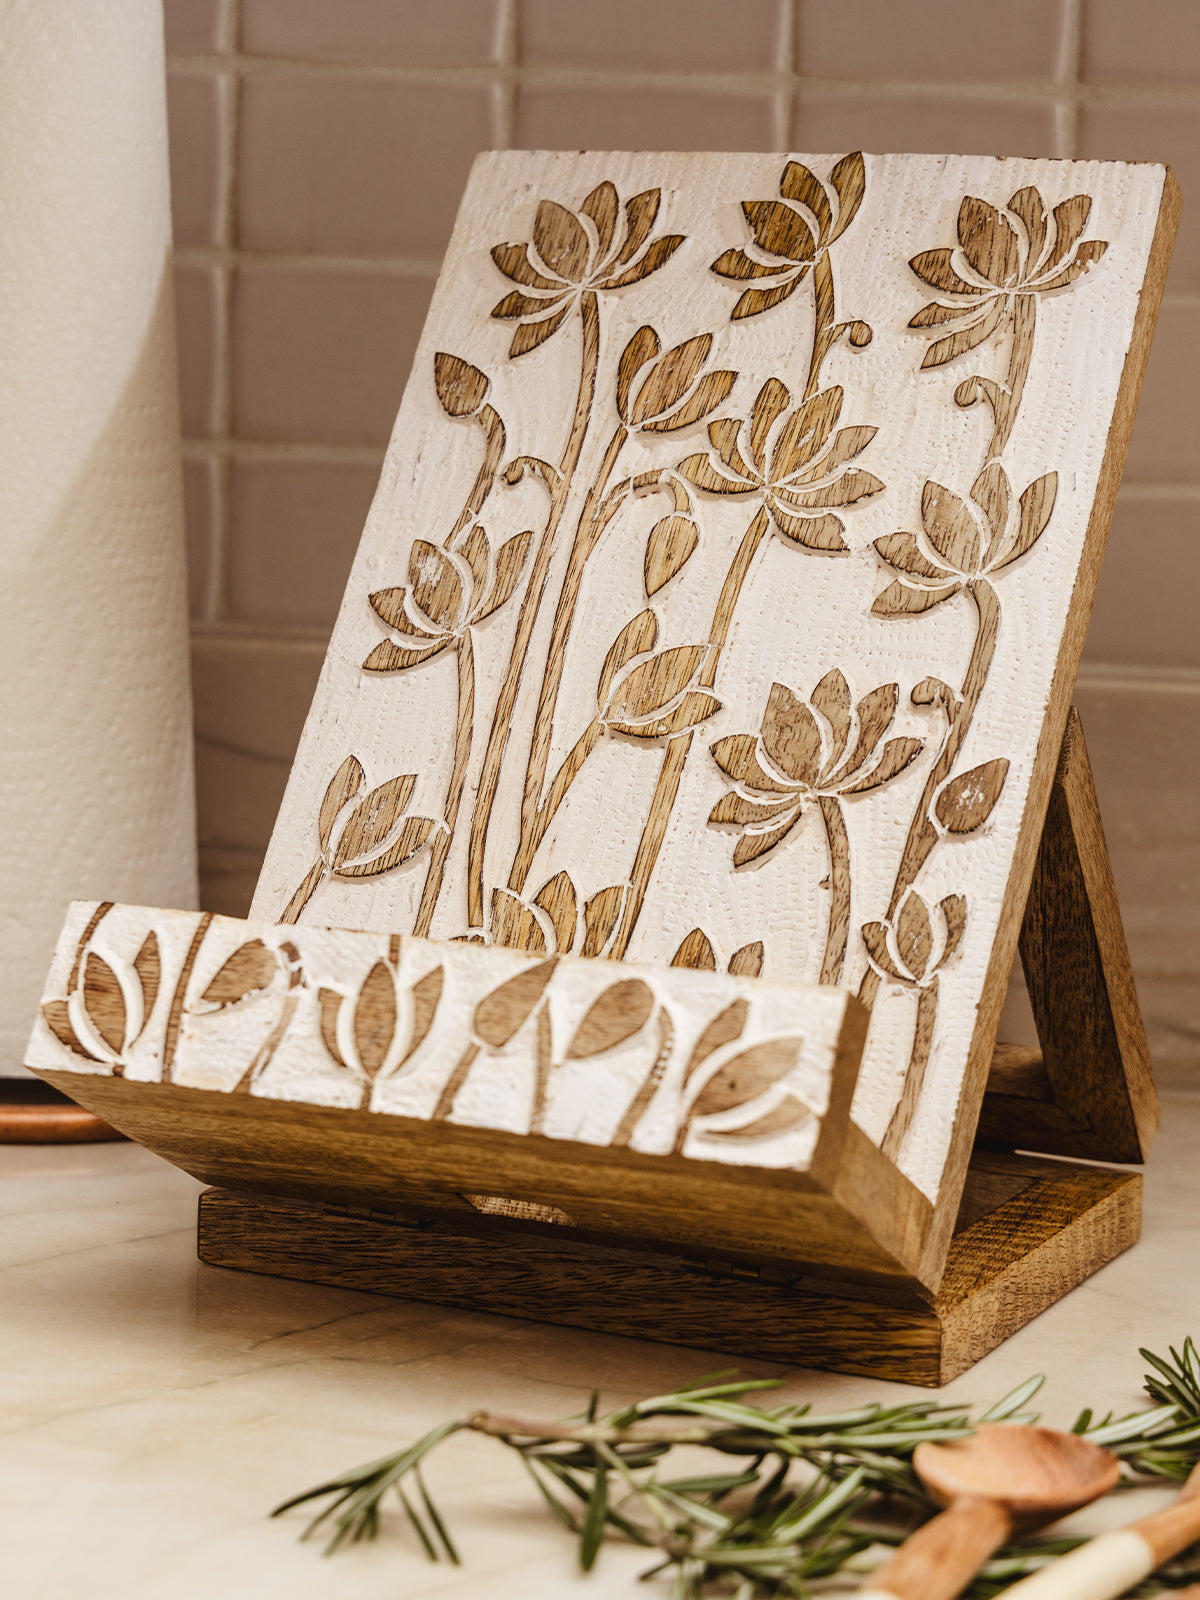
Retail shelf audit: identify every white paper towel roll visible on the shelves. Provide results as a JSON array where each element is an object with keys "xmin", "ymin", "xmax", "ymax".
[{"xmin": 0, "ymin": 0, "xmax": 198, "ymax": 1075}]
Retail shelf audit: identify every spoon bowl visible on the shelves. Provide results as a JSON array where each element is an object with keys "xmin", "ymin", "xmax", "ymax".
[
  {"xmin": 915, "ymin": 1423, "xmax": 1121, "ymax": 1526},
  {"xmin": 858, "ymin": 1424, "xmax": 1120, "ymax": 1600}
]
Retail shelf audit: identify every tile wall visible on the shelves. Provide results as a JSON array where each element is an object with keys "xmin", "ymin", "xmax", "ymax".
[{"xmin": 165, "ymin": 0, "xmax": 1200, "ymax": 1079}]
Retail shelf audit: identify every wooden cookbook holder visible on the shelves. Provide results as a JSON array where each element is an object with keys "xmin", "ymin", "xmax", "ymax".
[
  {"xmin": 30, "ymin": 151, "xmax": 1177, "ymax": 1383},
  {"xmin": 194, "ymin": 708, "xmax": 1156, "ymax": 1385}
]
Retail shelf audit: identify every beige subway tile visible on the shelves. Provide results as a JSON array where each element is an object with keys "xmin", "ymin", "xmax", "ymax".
[
  {"xmin": 242, "ymin": 0, "xmax": 499, "ymax": 65},
  {"xmin": 232, "ymin": 266, "xmax": 432, "ymax": 446},
  {"xmin": 238, "ymin": 78, "xmax": 490, "ymax": 258},
  {"xmin": 198, "ymin": 845, "xmax": 263, "ymax": 918},
  {"xmin": 192, "ymin": 634, "xmax": 324, "ymax": 871},
  {"xmin": 174, "ymin": 263, "xmax": 221, "ymax": 438},
  {"xmin": 1073, "ymin": 677, "xmax": 1200, "ymax": 976},
  {"xmin": 796, "ymin": 0, "xmax": 1066, "ymax": 82},
  {"xmin": 227, "ymin": 458, "xmax": 379, "ymax": 627},
  {"xmin": 166, "ymin": 70, "xmax": 226, "ymax": 248},
  {"xmin": 1087, "ymin": 494, "xmax": 1200, "ymax": 669},
  {"xmin": 1083, "ymin": 0, "xmax": 1200, "ymax": 85},
  {"xmin": 1122, "ymin": 301, "xmax": 1200, "ymax": 483},
  {"xmin": 521, "ymin": 0, "xmax": 782, "ymax": 72},
  {"xmin": 182, "ymin": 456, "xmax": 219, "ymax": 619},
  {"xmin": 516, "ymin": 86, "xmax": 773, "ymax": 151},
  {"xmin": 1078, "ymin": 103, "xmax": 1200, "ymax": 289},
  {"xmin": 164, "ymin": 0, "xmax": 226, "ymax": 54},
  {"xmin": 792, "ymin": 94, "xmax": 1057, "ymax": 158},
  {"xmin": 1133, "ymin": 975, "xmax": 1200, "ymax": 1087}
]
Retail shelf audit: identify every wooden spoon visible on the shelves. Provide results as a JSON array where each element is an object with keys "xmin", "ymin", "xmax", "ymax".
[
  {"xmin": 855, "ymin": 1424, "xmax": 1120, "ymax": 1600},
  {"xmin": 989, "ymin": 1456, "xmax": 1200, "ymax": 1597}
]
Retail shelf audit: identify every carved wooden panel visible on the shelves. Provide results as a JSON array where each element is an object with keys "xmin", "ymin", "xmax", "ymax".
[
  {"xmin": 247, "ymin": 152, "xmax": 1174, "ymax": 1202},
  {"xmin": 28, "ymin": 901, "xmax": 863, "ymax": 1172}
]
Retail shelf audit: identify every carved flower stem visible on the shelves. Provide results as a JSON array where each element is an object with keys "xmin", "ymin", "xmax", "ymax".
[
  {"xmin": 817, "ymin": 795, "xmax": 852, "ymax": 985},
  {"xmin": 414, "ymin": 630, "xmax": 475, "ymax": 937},
  {"xmin": 445, "ymin": 405, "xmax": 505, "ymax": 546},
  {"xmin": 233, "ymin": 991, "xmax": 299, "ymax": 1094},
  {"xmin": 610, "ymin": 504, "xmax": 774, "ymax": 959},
  {"xmin": 804, "ymin": 251, "xmax": 837, "ymax": 400},
  {"xmin": 705, "ymin": 504, "xmax": 772, "ymax": 667},
  {"xmin": 986, "ymin": 293, "xmax": 1036, "ymax": 460},
  {"xmin": 887, "ymin": 578, "xmax": 1001, "ymax": 920},
  {"xmin": 881, "ymin": 978, "xmax": 939, "ymax": 1159},
  {"xmin": 510, "ymin": 420, "xmax": 629, "ymax": 890},
  {"xmin": 281, "ymin": 859, "xmax": 326, "ymax": 925},
  {"xmin": 468, "ymin": 290, "xmax": 601, "ymax": 926},
  {"xmin": 509, "ymin": 716, "xmax": 603, "ymax": 891}
]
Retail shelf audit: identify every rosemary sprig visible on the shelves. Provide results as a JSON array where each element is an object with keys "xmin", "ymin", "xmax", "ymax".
[{"xmin": 274, "ymin": 1338, "xmax": 1200, "ymax": 1596}]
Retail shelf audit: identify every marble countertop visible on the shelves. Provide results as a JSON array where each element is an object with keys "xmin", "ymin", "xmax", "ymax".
[{"xmin": 4, "ymin": 1090, "xmax": 1200, "ymax": 1599}]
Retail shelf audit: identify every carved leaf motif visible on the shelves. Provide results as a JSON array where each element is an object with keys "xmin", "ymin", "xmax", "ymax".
[
  {"xmin": 616, "ymin": 325, "xmax": 661, "ymax": 422},
  {"xmin": 872, "ymin": 578, "xmax": 961, "ymax": 617},
  {"xmin": 762, "ymin": 682, "xmax": 822, "ymax": 786},
  {"xmin": 770, "ymin": 507, "xmax": 849, "ymax": 553},
  {"xmin": 510, "ymin": 303, "xmax": 570, "ymax": 358},
  {"xmin": 333, "ymin": 775, "xmax": 417, "ymax": 868},
  {"xmin": 935, "ymin": 758, "xmax": 1010, "ymax": 833},
  {"xmin": 434, "ymin": 352, "xmax": 489, "ymax": 417},
  {"xmin": 566, "ymin": 979, "xmax": 655, "ymax": 1059},
  {"xmin": 83, "ymin": 952, "xmax": 126, "ymax": 1054},
  {"xmin": 534, "ymin": 870, "xmax": 578, "ymax": 954},
  {"xmin": 41, "ymin": 999, "xmax": 91, "ymax": 1059},
  {"xmin": 533, "ymin": 198, "xmax": 589, "ymax": 280},
  {"xmin": 732, "ymin": 281, "xmax": 803, "ymax": 321},
  {"xmin": 201, "ymin": 939, "xmax": 278, "ymax": 1008},
  {"xmin": 922, "ymin": 481, "xmax": 981, "ymax": 574},
  {"xmin": 896, "ymin": 892, "xmax": 934, "ymax": 982},
  {"xmin": 711, "ymin": 1095, "xmax": 811, "ymax": 1140},
  {"xmin": 862, "ymin": 920, "xmax": 906, "ymax": 984},
  {"xmin": 581, "ymin": 886, "xmax": 625, "ymax": 959},
  {"xmin": 683, "ymin": 998, "xmax": 748, "ymax": 1085},
  {"xmin": 920, "ymin": 296, "xmax": 1006, "ymax": 369},
  {"xmin": 490, "ymin": 889, "xmax": 547, "ymax": 954},
  {"xmin": 405, "ymin": 965, "xmax": 444, "ymax": 1064},
  {"xmin": 474, "ymin": 959, "xmax": 558, "ymax": 1047},
  {"xmin": 457, "ymin": 523, "xmax": 490, "ymax": 610},
  {"xmin": 741, "ymin": 199, "xmax": 816, "ymax": 262},
  {"xmin": 582, "ymin": 179, "xmax": 619, "ymax": 256},
  {"xmin": 874, "ymin": 532, "xmax": 953, "ymax": 583},
  {"xmin": 811, "ymin": 668, "xmax": 852, "ymax": 771},
  {"xmin": 607, "ymin": 689, "xmax": 721, "ymax": 740},
  {"xmin": 728, "ymin": 942, "xmax": 764, "ymax": 978},
  {"xmin": 362, "ymin": 638, "xmax": 450, "ymax": 673},
  {"xmin": 710, "ymin": 733, "xmax": 792, "ymax": 794},
  {"xmin": 960, "ymin": 196, "xmax": 1021, "ymax": 286},
  {"xmin": 132, "ymin": 931, "xmax": 161, "ymax": 1042},
  {"xmin": 335, "ymin": 817, "xmax": 436, "ymax": 878},
  {"xmin": 671, "ymin": 928, "xmax": 717, "ymax": 971},
  {"xmin": 631, "ymin": 334, "xmax": 711, "ymax": 425},
  {"xmin": 642, "ymin": 371, "xmax": 737, "ymax": 435},
  {"xmin": 599, "ymin": 232, "xmax": 685, "ymax": 291},
  {"xmin": 318, "ymin": 988, "xmax": 347, "ymax": 1069},
  {"xmin": 597, "ymin": 609, "xmax": 657, "ymax": 709},
  {"xmin": 995, "ymin": 472, "xmax": 1058, "ymax": 570},
  {"xmin": 478, "ymin": 530, "xmax": 534, "ymax": 618},
  {"xmin": 939, "ymin": 894, "xmax": 968, "ymax": 966},
  {"xmin": 644, "ymin": 515, "xmax": 698, "ymax": 597},
  {"xmin": 605, "ymin": 644, "xmax": 704, "ymax": 722},
  {"xmin": 828, "ymin": 151, "xmax": 866, "ymax": 236},
  {"xmin": 354, "ymin": 960, "xmax": 397, "ymax": 1079},
  {"xmin": 688, "ymin": 1038, "xmax": 803, "ymax": 1119},
  {"xmin": 710, "ymin": 792, "xmax": 791, "ymax": 828},
  {"xmin": 319, "ymin": 756, "xmax": 364, "ymax": 853},
  {"xmin": 732, "ymin": 813, "xmax": 797, "ymax": 866},
  {"xmin": 841, "ymin": 736, "xmax": 923, "ymax": 795},
  {"xmin": 408, "ymin": 540, "xmax": 465, "ymax": 632}
]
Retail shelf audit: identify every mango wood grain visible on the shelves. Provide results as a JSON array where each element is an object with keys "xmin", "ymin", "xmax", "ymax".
[
  {"xmin": 918, "ymin": 166, "xmax": 1179, "ymax": 1285},
  {"xmin": 195, "ymin": 1155, "xmax": 1140, "ymax": 1387},
  {"xmin": 40, "ymin": 1072, "xmax": 932, "ymax": 1286},
  {"xmin": 978, "ymin": 709, "xmax": 1157, "ymax": 1162}
]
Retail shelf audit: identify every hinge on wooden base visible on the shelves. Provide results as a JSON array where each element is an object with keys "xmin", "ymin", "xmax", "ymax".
[
  {"xmin": 324, "ymin": 1200, "xmax": 429, "ymax": 1227},
  {"xmin": 684, "ymin": 1255, "xmax": 800, "ymax": 1288}
]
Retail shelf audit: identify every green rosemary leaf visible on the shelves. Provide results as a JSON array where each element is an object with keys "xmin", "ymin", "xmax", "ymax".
[
  {"xmin": 519, "ymin": 1455, "xmax": 581, "ymax": 1535},
  {"xmin": 1085, "ymin": 1403, "xmax": 1180, "ymax": 1445},
  {"xmin": 415, "ymin": 1465, "xmax": 460, "ymax": 1565},
  {"xmin": 580, "ymin": 1462, "xmax": 608, "ymax": 1571},
  {"xmin": 978, "ymin": 1372, "xmax": 1046, "ymax": 1421},
  {"xmin": 395, "ymin": 1483, "xmax": 439, "ymax": 1562},
  {"xmin": 662, "ymin": 1471, "xmax": 761, "ymax": 1496}
]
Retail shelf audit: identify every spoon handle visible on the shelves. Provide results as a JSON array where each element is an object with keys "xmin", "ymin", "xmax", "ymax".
[
  {"xmin": 856, "ymin": 1496, "xmax": 1012, "ymax": 1600},
  {"xmin": 990, "ymin": 1490, "xmax": 1200, "ymax": 1598}
]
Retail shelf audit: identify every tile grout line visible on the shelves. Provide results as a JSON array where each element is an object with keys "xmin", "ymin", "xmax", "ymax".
[
  {"xmin": 1054, "ymin": 0, "xmax": 1083, "ymax": 159},
  {"xmin": 211, "ymin": 0, "xmax": 242, "ymax": 625},
  {"xmin": 493, "ymin": 0, "xmax": 518, "ymax": 149},
  {"xmin": 162, "ymin": 51, "xmax": 1200, "ymax": 110},
  {"xmin": 771, "ymin": 0, "xmax": 796, "ymax": 151}
]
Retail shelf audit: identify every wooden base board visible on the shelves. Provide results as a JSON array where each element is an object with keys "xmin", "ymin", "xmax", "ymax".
[{"xmin": 197, "ymin": 1154, "xmax": 1140, "ymax": 1386}]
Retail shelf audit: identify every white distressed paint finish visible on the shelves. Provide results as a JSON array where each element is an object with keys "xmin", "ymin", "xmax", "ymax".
[
  {"xmin": 28, "ymin": 901, "xmax": 857, "ymax": 1168},
  {"xmin": 247, "ymin": 151, "xmax": 1168, "ymax": 1199}
]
